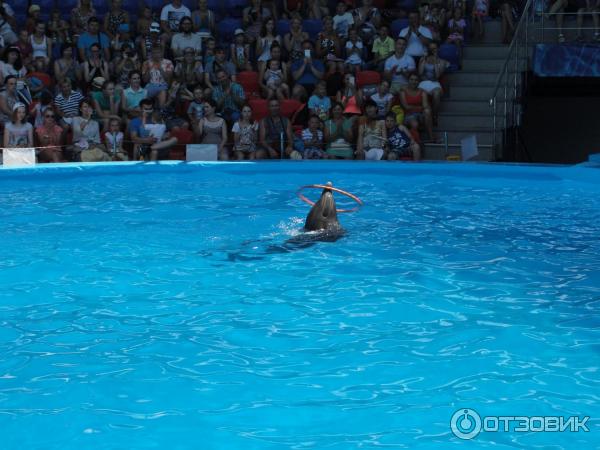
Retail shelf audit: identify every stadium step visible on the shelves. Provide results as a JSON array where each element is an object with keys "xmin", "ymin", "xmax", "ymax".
[
  {"xmin": 437, "ymin": 113, "xmax": 504, "ymax": 129},
  {"xmin": 447, "ymin": 85, "xmax": 494, "ymax": 101},
  {"xmin": 423, "ymin": 142, "xmax": 495, "ymax": 161},
  {"xmin": 463, "ymin": 45, "xmax": 511, "ymax": 60},
  {"xmin": 446, "ymin": 71, "xmax": 499, "ymax": 86},
  {"xmin": 478, "ymin": 19, "xmax": 503, "ymax": 44},
  {"xmin": 439, "ymin": 100, "xmax": 496, "ymax": 115}
]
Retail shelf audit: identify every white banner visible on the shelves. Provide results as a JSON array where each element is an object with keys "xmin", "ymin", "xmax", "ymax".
[{"xmin": 2, "ymin": 148, "xmax": 36, "ymax": 167}]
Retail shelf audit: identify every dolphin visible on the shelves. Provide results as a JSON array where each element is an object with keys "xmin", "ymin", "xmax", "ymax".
[
  {"xmin": 304, "ymin": 182, "xmax": 341, "ymax": 232},
  {"xmin": 202, "ymin": 182, "xmax": 345, "ymax": 262}
]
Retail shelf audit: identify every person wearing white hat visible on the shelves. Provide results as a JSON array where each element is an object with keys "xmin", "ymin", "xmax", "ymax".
[
  {"xmin": 231, "ymin": 29, "xmax": 252, "ymax": 72},
  {"xmin": 3, "ymin": 102, "xmax": 33, "ymax": 149}
]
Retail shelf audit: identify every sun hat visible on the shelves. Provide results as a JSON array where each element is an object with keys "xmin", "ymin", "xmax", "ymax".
[
  {"xmin": 28, "ymin": 5, "xmax": 41, "ymax": 14},
  {"xmin": 234, "ymin": 28, "xmax": 245, "ymax": 36},
  {"xmin": 150, "ymin": 22, "xmax": 161, "ymax": 32},
  {"xmin": 12, "ymin": 102, "xmax": 26, "ymax": 112}
]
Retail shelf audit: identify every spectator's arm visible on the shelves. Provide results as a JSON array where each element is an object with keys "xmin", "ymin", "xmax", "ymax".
[
  {"xmin": 383, "ymin": 67, "xmax": 394, "ymax": 83},
  {"xmin": 292, "ymin": 61, "xmax": 306, "ymax": 81},
  {"xmin": 309, "ymin": 61, "xmax": 324, "ymax": 79},
  {"xmin": 141, "ymin": 61, "xmax": 151, "ymax": 83},
  {"xmin": 285, "ymin": 119, "xmax": 294, "ymax": 154},
  {"xmin": 283, "ymin": 33, "xmax": 293, "ymax": 52},
  {"xmin": 418, "ymin": 31, "xmax": 432, "ymax": 46},
  {"xmin": 93, "ymin": 98, "xmax": 109, "ymax": 119},
  {"xmin": 196, "ymin": 118, "xmax": 204, "ymax": 140},
  {"xmin": 28, "ymin": 125, "xmax": 34, "ymax": 148},
  {"xmin": 398, "ymin": 90, "xmax": 410, "ymax": 111},
  {"xmin": 131, "ymin": 128, "xmax": 156, "ymax": 145},
  {"xmin": 344, "ymin": 120, "xmax": 354, "ymax": 143},
  {"xmin": 242, "ymin": 7, "xmax": 251, "ymax": 27},
  {"xmin": 259, "ymin": 119, "xmax": 277, "ymax": 157},
  {"xmin": 400, "ymin": 124, "xmax": 417, "ymax": 144},
  {"xmin": 220, "ymin": 120, "xmax": 228, "ymax": 152},
  {"xmin": 103, "ymin": 15, "xmax": 113, "ymax": 40},
  {"xmin": 204, "ymin": 71, "xmax": 214, "ymax": 89},
  {"xmin": 371, "ymin": 10, "xmax": 381, "ymax": 28},
  {"xmin": 356, "ymin": 121, "xmax": 364, "ymax": 154},
  {"xmin": 78, "ymin": 43, "xmax": 86, "ymax": 62},
  {"xmin": 418, "ymin": 57, "xmax": 425, "ymax": 77},
  {"xmin": 421, "ymin": 89, "xmax": 431, "ymax": 111},
  {"xmin": 120, "ymin": 92, "xmax": 129, "ymax": 114},
  {"xmin": 101, "ymin": 61, "xmax": 110, "ymax": 80}
]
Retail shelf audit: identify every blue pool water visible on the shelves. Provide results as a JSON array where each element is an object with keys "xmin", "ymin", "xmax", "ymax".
[{"xmin": 0, "ymin": 162, "xmax": 599, "ymax": 449}]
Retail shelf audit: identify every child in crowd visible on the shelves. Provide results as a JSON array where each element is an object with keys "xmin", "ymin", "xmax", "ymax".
[
  {"xmin": 384, "ymin": 112, "xmax": 421, "ymax": 161},
  {"xmin": 472, "ymin": 0, "xmax": 489, "ymax": 39},
  {"xmin": 187, "ymin": 85, "xmax": 205, "ymax": 124},
  {"xmin": 262, "ymin": 58, "xmax": 290, "ymax": 99},
  {"xmin": 104, "ymin": 118, "xmax": 129, "ymax": 160},
  {"xmin": 137, "ymin": 6, "xmax": 153, "ymax": 37},
  {"xmin": 344, "ymin": 28, "xmax": 364, "ymax": 73},
  {"xmin": 371, "ymin": 26, "xmax": 394, "ymax": 71},
  {"xmin": 302, "ymin": 115, "xmax": 328, "ymax": 159},
  {"xmin": 333, "ymin": 2, "xmax": 354, "ymax": 39},
  {"xmin": 447, "ymin": 7, "xmax": 466, "ymax": 60},
  {"xmin": 231, "ymin": 29, "xmax": 252, "ymax": 72},
  {"xmin": 232, "ymin": 104, "xmax": 259, "ymax": 160},
  {"xmin": 4, "ymin": 102, "xmax": 33, "ymax": 148},
  {"xmin": 48, "ymin": 9, "xmax": 71, "ymax": 46},
  {"xmin": 203, "ymin": 37, "xmax": 216, "ymax": 67},
  {"xmin": 308, "ymin": 81, "xmax": 331, "ymax": 121},
  {"xmin": 370, "ymin": 80, "xmax": 393, "ymax": 119},
  {"xmin": 29, "ymin": 90, "xmax": 54, "ymax": 128}
]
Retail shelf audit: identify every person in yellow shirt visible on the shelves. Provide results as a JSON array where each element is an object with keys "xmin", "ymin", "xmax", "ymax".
[{"xmin": 370, "ymin": 25, "xmax": 395, "ymax": 71}]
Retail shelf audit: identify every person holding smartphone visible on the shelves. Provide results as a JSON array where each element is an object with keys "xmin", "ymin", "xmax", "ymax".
[{"xmin": 291, "ymin": 40, "xmax": 325, "ymax": 96}]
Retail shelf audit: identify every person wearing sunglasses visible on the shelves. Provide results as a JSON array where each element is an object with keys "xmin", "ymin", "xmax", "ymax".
[{"xmin": 35, "ymin": 109, "xmax": 65, "ymax": 162}]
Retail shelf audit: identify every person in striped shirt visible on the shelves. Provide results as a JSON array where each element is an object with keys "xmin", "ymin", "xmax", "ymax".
[{"xmin": 54, "ymin": 79, "xmax": 84, "ymax": 123}]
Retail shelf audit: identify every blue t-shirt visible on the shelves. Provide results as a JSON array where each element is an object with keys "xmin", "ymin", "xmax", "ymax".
[
  {"xmin": 308, "ymin": 95, "xmax": 331, "ymax": 115},
  {"xmin": 77, "ymin": 32, "xmax": 110, "ymax": 59},
  {"xmin": 291, "ymin": 59, "xmax": 325, "ymax": 87}
]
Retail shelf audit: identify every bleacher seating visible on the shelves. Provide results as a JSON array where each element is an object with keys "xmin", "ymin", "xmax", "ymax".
[
  {"xmin": 438, "ymin": 43, "xmax": 461, "ymax": 72},
  {"xmin": 217, "ymin": 17, "xmax": 243, "ymax": 44},
  {"xmin": 302, "ymin": 20, "xmax": 322, "ymax": 41},
  {"xmin": 237, "ymin": 71, "xmax": 261, "ymax": 98}
]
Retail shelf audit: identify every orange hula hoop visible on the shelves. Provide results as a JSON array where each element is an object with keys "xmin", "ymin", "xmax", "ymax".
[{"xmin": 296, "ymin": 184, "xmax": 363, "ymax": 213}]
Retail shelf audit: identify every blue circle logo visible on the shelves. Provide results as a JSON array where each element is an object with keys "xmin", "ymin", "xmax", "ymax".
[{"xmin": 450, "ymin": 408, "xmax": 482, "ymax": 440}]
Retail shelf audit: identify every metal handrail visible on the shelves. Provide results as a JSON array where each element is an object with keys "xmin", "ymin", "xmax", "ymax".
[
  {"xmin": 489, "ymin": 0, "xmax": 536, "ymax": 160},
  {"xmin": 489, "ymin": 0, "xmax": 534, "ymax": 102},
  {"xmin": 489, "ymin": 1, "xmax": 599, "ymax": 159}
]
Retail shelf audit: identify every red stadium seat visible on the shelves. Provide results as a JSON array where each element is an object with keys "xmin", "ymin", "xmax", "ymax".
[
  {"xmin": 280, "ymin": 99, "xmax": 302, "ymax": 118},
  {"xmin": 237, "ymin": 71, "xmax": 261, "ymax": 98},
  {"xmin": 248, "ymin": 98, "xmax": 268, "ymax": 122},
  {"xmin": 356, "ymin": 71, "xmax": 381, "ymax": 88}
]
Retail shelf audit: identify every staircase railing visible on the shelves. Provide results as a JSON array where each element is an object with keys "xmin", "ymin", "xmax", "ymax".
[{"xmin": 489, "ymin": 0, "xmax": 536, "ymax": 159}]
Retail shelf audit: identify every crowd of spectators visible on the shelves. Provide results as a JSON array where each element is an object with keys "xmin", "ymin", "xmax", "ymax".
[{"xmin": 0, "ymin": 0, "xmax": 506, "ymax": 163}]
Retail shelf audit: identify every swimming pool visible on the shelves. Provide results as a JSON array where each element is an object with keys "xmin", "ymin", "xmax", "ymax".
[{"xmin": 0, "ymin": 161, "xmax": 598, "ymax": 449}]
